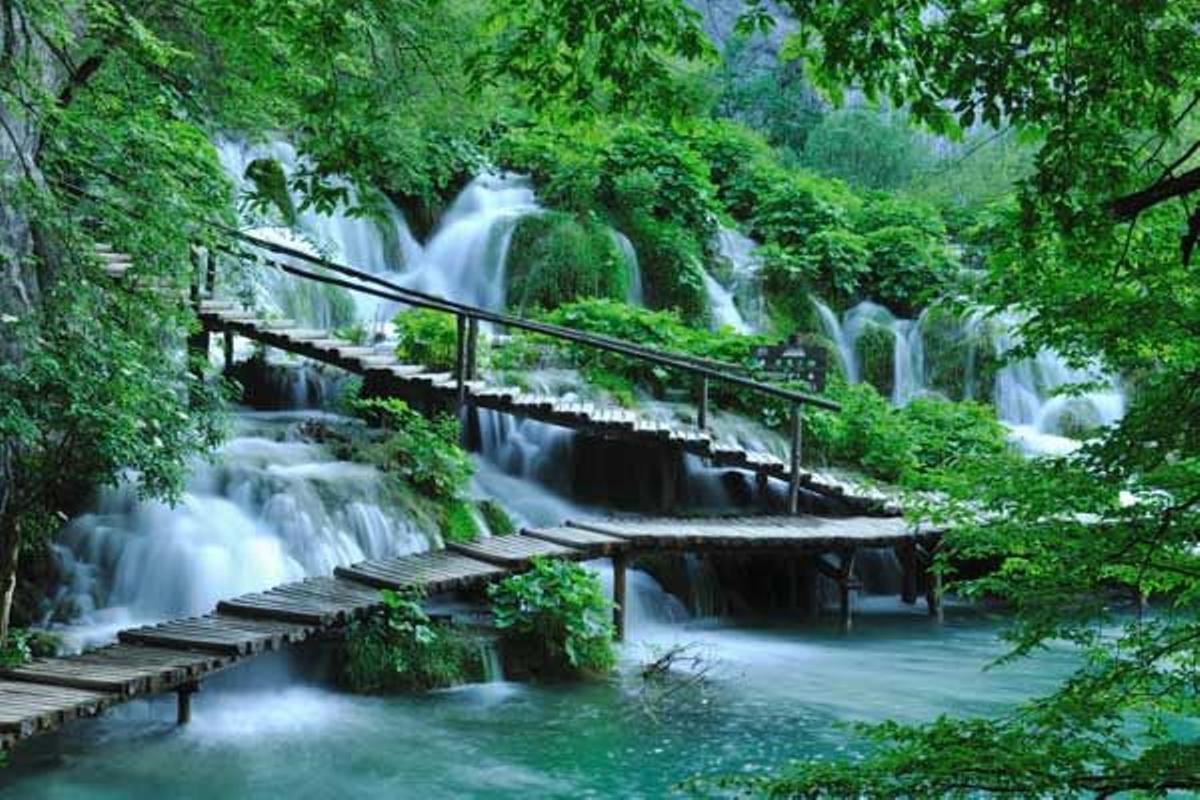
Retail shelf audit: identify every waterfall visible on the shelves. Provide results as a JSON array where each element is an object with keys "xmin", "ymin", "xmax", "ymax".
[
  {"xmin": 703, "ymin": 227, "xmax": 764, "ymax": 334},
  {"xmin": 703, "ymin": 272, "xmax": 751, "ymax": 333},
  {"xmin": 401, "ymin": 172, "xmax": 539, "ymax": 311},
  {"xmin": 813, "ymin": 297, "xmax": 1127, "ymax": 453},
  {"xmin": 612, "ymin": 230, "xmax": 645, "ymax": 306},
  {"xmin": 50, "ymin": 413, "xmax": 434, "ymax": 647}
]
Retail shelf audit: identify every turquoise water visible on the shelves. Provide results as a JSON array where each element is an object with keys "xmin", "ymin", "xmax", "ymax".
[{"xmin": 1, "ymin": 603, "xmax": 1074, "ymax": 799}]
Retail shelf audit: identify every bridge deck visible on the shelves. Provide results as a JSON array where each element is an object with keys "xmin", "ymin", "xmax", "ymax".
[
  {"xmin": 1, "ymin": 516, "xmax": 936, "ymax": 753},
  {"xmin": 196, "ymin": 300, "xmax": 897, "ymax": 514}
]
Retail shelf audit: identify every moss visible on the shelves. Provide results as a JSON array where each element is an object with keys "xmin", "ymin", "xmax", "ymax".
[
  {"xmin": 441, "ymin": 498, "xmax": 480, "ymax": 543},
  {"xmin": 854, "ymin": 323, "xmax": 896, "ymax": 398},
  {"xmin": 479, "ymin": 500, "xmax": 517, "ymax": 537},
  {"xmin": 505, "ymin": 212, "xmax": 630, "ymax": 312},
  {"xmin": 922, "ymin": 306, "xmax": 1004, "ymax": 401}
]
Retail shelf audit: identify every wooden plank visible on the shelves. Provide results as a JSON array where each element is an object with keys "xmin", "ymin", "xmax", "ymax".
[
  {"xmin": 336, "ymin": 550, "xmax": 507, "ymax": 592},
  {"xmin": 447, "ymin": 534, "xmax": 580, "ymax": 568},
  {"xmin": 522, "ymin": 526, "xmax": 628, "ymax": 555}
]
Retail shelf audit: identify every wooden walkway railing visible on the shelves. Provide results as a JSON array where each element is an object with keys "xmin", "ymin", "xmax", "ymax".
[
  {"xmin": 1, "ymin": 516, "xmax": 940, "ymax": 753},
  {"xmin": 196, "ymin": 298, "xmax": 891, "ymax": 513},
  {"xmin": 194, "ymin": 231, "xmax": 841, "ymax": 513}
]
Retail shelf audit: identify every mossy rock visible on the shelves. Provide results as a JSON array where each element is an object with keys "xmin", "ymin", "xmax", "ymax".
[
  {"xmin": 854, "ymin": 322, "xmax": 895, "ymax": 398},
  {"xmin": 479, "ymin": 500, "xmax": 516, "ymax": 536},
  {"xmin": 440, "ymin": 498, "xmax": 481, "ymax": 543},
  {"xmin": 921, "ymin": 306, "xmax": 1005, "ymax": 402},
  {"xmin": 1046, "ymin": 398, "xmax": 1106, "ymax": 438},
  {"xmin": 505, "ymin": 212, "xmax": 630, "ymax": 312}
]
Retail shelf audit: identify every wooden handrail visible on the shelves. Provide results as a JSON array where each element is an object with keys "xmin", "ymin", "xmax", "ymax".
[{"xmin": 215, "ymin": 230, "xmax": 842, "ymax": 412}]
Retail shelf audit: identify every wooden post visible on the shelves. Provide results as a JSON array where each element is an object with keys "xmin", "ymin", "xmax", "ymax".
[
  {"xmin": 612, "ymin": 553, "xmax": 627, "ymax": 642},
  {"xmin": 787, "ymin": 402, "xmax": 803, "ymax": 514},
  {"xmin": 838, "ymin": 550, "xmax": 856, "ymax": 632},
  {"xmin": 189, "ymin": 248, "xmax": 201, "ymax": 307},
  {"xmin": 223, "ymin": 331, "xmax": 234, "ymax": 371},
  {"xmin": 454, "ymin": 313, "xmax": 467, "ymax": 409},
  {"xmin": 927, "ymin": 567, "xmax": 944, "ymax": 623},
  {"xmin": 697, "ymin": 376, "xmax": 709, "ymax": 430},
  {"xmin": 176, "ymin": 681, "xmax": 199, "ymax": 725},
  {"xmin": 204, "ymin": 255, "xmax": 215, "ymax": 298},
  {"xmin": 466, "ymin": 317, "xmax": 480, "ymax": 381},
  {"xmin": 899, "ymin": 541, "xmax": 918, "ymax": 605}
]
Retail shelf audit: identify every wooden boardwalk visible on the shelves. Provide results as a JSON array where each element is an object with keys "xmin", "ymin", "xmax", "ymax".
[
  {"xmin": 0, "ymin": 516, "xmax": 937, "ymax": 753},
  {"xmin": 195, "ymin": 300, "xmax": 896, "ymax": 514}
]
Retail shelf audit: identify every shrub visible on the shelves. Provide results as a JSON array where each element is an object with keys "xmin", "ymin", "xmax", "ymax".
[
  {"xmin": 441, "ymin": 498, "xmax": 480, "ymax": 543},
  {"xmin": 0, "ymin": 629, "xmax": 32, "ymax": 667},
  {"xmin": 343, "ymin": 587, "xmax": 481, "ymax": 693},
  {"xmin": 805, "ymin": 381, "xmax": 1009, "ymax": 487},
  {"xmin": 505, "ymin": 212, "xmax": 630, "ymax": 311},
  {"xmin": 488, "ymin": 558, "xmax": 616, "ymax": 677},
  {"xmin": 599, "ymin": 123, "xmax": 719, "ymax": 240},
  {"xmin": 352, "ymin": 397, "xmax": 472, "ymax": 501},
  {"xmin": 853, "ymin": 322, "xmax": 897, "ymax": 398},
  {"xmin": 861, "ymin": 225, "xmax": 955, "ymax": 316},
  {"xmin": 750, "ymin": 171, "xmax": 859, "ymax": 249},
  {"xmin": 393, "ymin": 308, "xmax": 460, "ymax": 371},
  {"xmin": 479, "ymin": 500, "xmax": 517, "ymax": 536},
  {"xmin": 685, "ymin": 118, "xmax": 776, "ymax": 220}
]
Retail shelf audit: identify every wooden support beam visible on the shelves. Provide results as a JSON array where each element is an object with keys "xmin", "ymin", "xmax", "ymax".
[
  {"xmin": 612, "ymin": 553, "xmax": 627, "ymax": 642},
  {"xmin": 899, "ymin": 541, "xmax": 918, "ymax": 605},
  {"xmin": 455, "ymin": 314, "xmax": 467, "ymax": 409},
  {"xmin": 176, "ymin": 680, "xmax": 199, "ymax": 725},
  {"xmin": 927, "ymin": 567, "xmax": 944, "ymax": 623},
  {"xmin": 788, "ymin": 403, "xmax": 803, "ymax": 514},
  {"xmin": 223, "ymin": 331, "xmax": 234, "ymax": 371},
  {"xmin": 697, "ymin": 376, "xmax": 709, "ymax": 430},
  {"xmin": 466, "ymin": 317, "xmax": 480, "ymax": 381}
]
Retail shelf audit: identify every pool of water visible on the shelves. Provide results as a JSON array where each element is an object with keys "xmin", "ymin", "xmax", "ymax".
[{"xmin": 1, "ymin": 603, "xmax": 1074, "ymax": 799}]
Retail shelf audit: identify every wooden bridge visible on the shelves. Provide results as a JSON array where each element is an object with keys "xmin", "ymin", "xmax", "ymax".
[{"xmin": 0, "ymin": 516, "xmax": 941, "ymax": 753}]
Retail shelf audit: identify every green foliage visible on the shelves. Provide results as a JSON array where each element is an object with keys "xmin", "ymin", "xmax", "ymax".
[
  {"xmin": 853, "ymin": 323, "xmax": 896, "ymax": 398},
  {"xmin": 440, "ymin": 499, "xmax": 480, "ymax": 544},
  {"xmin": 488, "ymin": 558, "xmax": 616, "ymax": 677},
  {"xmin": 804, "ymin": 382, "xmax": 1011, "ymax": 488},
  {"xmin": 479, "ymin": 500, "xmax": 517, "ymax": 537},
  {"xmin": 706, "ymin": 35, "xmax": 825, "ymax": 154},
  {"xmin": 351, "ymin": 398, "xmax": 471, "ymax": 502},
  {"xmin": 0, "ymin": 629, "xmax": 32, "ymax": 668},
  {"xmin": 0, "ymin": 278, "xmax": 229, "ymax": 553},
  {"xmin": 861, "ymin": 225, "xmax": 955, "ymax": 318},
  {"xmin": 494, "ymin": 120, "xmax": 717, "ymax": 319},
  {"xmin": 800, "ymin": 108, "xmax": 931, "ymax": 190},
  {"xmin": 343, "ymin": 587, "xmax": 481, "ymax": 693},
  {"xmin": 332, "ymin": 323, "xmax": 369, "ymax": 347},
  {"xmin": 505, "ymin": 213, "xmax": 630, "ymax": 311},
  {"xmin": 393, "ymin": 308, "xmax": 460, "ymax": 372},
  {"xmin": 470, "ymin": 0, "xmax": 714, "ymax": 118}
]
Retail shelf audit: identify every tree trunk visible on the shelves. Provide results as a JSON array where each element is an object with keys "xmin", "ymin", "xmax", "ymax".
[{"xmin": 0, "ymin": 519, "xmax": 20, "ymax": 645}]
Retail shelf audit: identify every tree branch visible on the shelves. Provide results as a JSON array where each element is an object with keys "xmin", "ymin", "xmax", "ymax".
[{"xmin": 1108, "ymin": 165, "xmax": 1200, "ymax": 221}]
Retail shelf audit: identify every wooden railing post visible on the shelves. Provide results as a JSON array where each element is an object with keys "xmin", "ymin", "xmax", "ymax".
[
  {"xmin": 203, "ymin": 248, "xmax": 215, "ymax": 298},
  {"xmin": 466, "ymin": 317, "xmax": 479, "ymax": 381},
  {"xmin": 189, "ymin": 247, "xmax": 202, "ymax": 307},
  {"xmin": 788, "ymin": 402, "xmax": 803, "ymax": 514},
  {"xmin": 697, "ymin": 376, "xmax": 709, "ymax": 430},
  {"xmin": 455, "ymin": 313, "xmax": 468, "ymax": 409}
]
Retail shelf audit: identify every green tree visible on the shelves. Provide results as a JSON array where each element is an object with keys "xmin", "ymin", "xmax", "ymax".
[
  {"xmin": 0, "ymin": 0, "xmax": 471, "ymax": 644},
  {"xmin": 708, "ymin": 1, "xmax": 1200, "ymax": 794},
  {"xmin": 470, "ymin": 0, "xmax": 715, "ymax": 118}
]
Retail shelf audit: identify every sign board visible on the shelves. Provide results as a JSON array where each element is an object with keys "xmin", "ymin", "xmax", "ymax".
[{"xmin": 749, "ymin": 334, "xmax": 829, "ymax": 394}]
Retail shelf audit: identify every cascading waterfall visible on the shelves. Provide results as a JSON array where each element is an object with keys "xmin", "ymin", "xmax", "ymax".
[
  {"xmin": 216, "ymin": 138, "xmax": 421, "ymax": 328},
  {"xmin": 51, "ymin": 413, "xmax": 434, "ymax": 647},
  {"xmin": 813, "ymin": 296, "xmax": 1126, "ymax": 453},
  {"xmin": 612, "ymin": 230, "xmax": 646, "ymax": 306},
  {"xmin": 703, "ymin": 227, "xmax": 763, "ymax": 333},
  {"xmin": 401, "ymin": 172, "xmax": 539, "ymax": 311}
]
